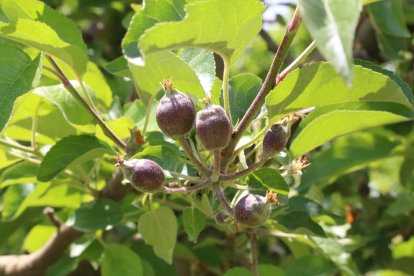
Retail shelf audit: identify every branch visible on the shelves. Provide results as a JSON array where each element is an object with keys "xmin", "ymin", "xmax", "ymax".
[
  {"xmin": 221, "ymin": 7, "xmax": 301, "ymax": 169},
  {"xmin": 0, "ymin": 223, "xmax": 82, "ymax": 276},
  {"xmin": 47, "ymin": 56, "xmax": 127, "ymax": 150},
  {"xmin": 178, "ymin": 137, "xmax": 211, "ymax": 177},
  {"xmin": 163, "ymin": 179, "xmax": 212, "ymax": 194},
  {"xmin": 214, "ymin": 183, "xmax": 233, "ymax": 215},
  {"xmin": 219, "ymin": 158, "xmax": 268, "ymax": 182},
  {"xmin": 249, "ymin": 229, "xmax": 259, "ymax": 276},
  {"xmin": 0, "ymin": 167, "xmax": 131, "ymax": 275}
]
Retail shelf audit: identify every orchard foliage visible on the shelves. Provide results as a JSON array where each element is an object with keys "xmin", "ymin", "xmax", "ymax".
[{"xmin": 0, "ymin": 0, "xmax": 414, "ymax": 275}]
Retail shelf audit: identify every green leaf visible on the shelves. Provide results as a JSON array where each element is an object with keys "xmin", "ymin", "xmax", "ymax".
[
  {"xmin": 23, "ymin": 225, "xmax": 56, "ymax": 253},
  {"xmin": 0, "ymin": 161, "xmax": 38, "ymax": 188},
  {"xmin": 122, "ymin": 0, "xmax": 185, "ymax": 59},
  {"xmin": 299, "ymin": 0, "xmax": 361, "ymax": 84},
  {"xmin": 0, "ymin": 0, "xmax": 88, "ymax": 75},
  {"xmin": 37, "ymin": 135, "xmax": 111, "ymax": 181},
  {"xmin": 290, "ymin": 102, "xmax": 414, "ymax": 157},
  {"xmin": 223, "ymin": 267, "xmax": 251, "ymax": 276},
  {"xmin": 277, "ymin": 211, "xmax": 325, "ymax": 236},
  {"xmin": 33, "ymin": 83, "xmax": 96, "ymax": 126},
  {"xmin": 300, "ymin": 130, "xmax": 401, "ymax": 192},
  {"xmin": 392, "ymin": 237, "xmax": 414, "ymax": 259},
  {"xmin": 139, "ymin": 0, "xmax": 264, "ymax": 62},
  {"xmin": 1, "ymin": 184, "xmax": 30, "ymax": 221},
  {"xmin": 0, "ymin": 45, "xmax": 41, "ymax": 132},
  {"xmin": 182, "ymin": 207, "xmax": 206, "ymax": 243},
  {"xmin": 259, "ymin": 265, "xmax": 284, "ymax": 276},
  {"xmin": 128, "ymin": 51, "xmax": 207, "ymax": 104},
  {"xmin": 228, "ymin": 73, "xmax": 262, "ymax": 125},
  {"xmin": 355, "ymin": 60, "xmax": 413, "ymax": 103},
  {"xmin": 285, "ymin": 255, "xmax": 336, "ymax": 276},
  {"xmin": 311, "ymin": 237, "xmax": 359, "ymax": 275},
  {"xmin": 71, "ymin": 199, "xmax": 123, "ymax": 231},
  {"xmin": 102, "ymin": 244, "xmax": 143, "ymax": 276},
  {"xmin": 180, "ymin": 48, "xmax": 216, "ymax": 97},
  {"xmin": 247, "ymin": 168, "xmax": 289, "ymax": 195},
  {"xmin": 387, "ymin": 194, "xmax": 414, "ymax": 216},
  {"xmin": 138, "ymin": 207, "xmax": 177, "ymax": 264},
  {"xmin": 132, "ymin": 144, "xmax": 182, "ymax": 172},
  {"xmin": 13, "ymin": 182, "xmax": 82, "ymax": 219},
  {"xmin": 104, "ymin": 56, "xmax": 131, "ymax": 78},
  {"xmin": 368, "ymin": 0, "xmax": 410, "ymax": 60},
  {"xmin": 266, "ymin": 63, "xmax": 413, "ymax": 124}
]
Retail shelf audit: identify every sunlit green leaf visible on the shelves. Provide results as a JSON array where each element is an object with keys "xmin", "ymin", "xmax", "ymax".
[
  {"xmin": 266, "ymin": 63, "xmax": 413, "ymax": 124},
  {"xmin": 290, "ymin": 102, "xmax": 414, "ymax": 157},
  {"xmin": 23, "ymin": 225, "xmax": 56, "ymax": 253},
  {"xmin": 37, "ymin": 135, "xmax": 112, "ymax": 181},
  {"xmin": 138, "ymin": 207, "xmax": 177, "ymax": 264},
  {"xmin": 139, "ymin": 0, "xmax": 264, "ymax": 62},
  {"xmin": 0, "ymin": 45, "xmax": 41, "ymax": 132},
  {"xmin": 0, "ymin": 0, "xmax": 88, "ymax": 75}
]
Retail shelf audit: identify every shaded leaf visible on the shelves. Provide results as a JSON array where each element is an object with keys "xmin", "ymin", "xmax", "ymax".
[
  {"xmin": 300, "ymin": 130, "xmax": 402, "ymax": 192},
  {"xmin": 368, "ymin": 0, "xmax": 410, "ymax": 60},
  {"xmin": 247, "ymin": 168, "xmax": 289, "ymax": 195},
  {"xmin": 102, "ymin": 244, "xmax": 143, "ymax": 276},
  {"xmin": 299, "ymin": 0, "xmax": 361, "ymax": 83},
  {"xmin": 71, "ymin": 199, "xmax": 123, "ymax": 231},
  {"xmin": 285, "ymin": 255, "xmax": 336, "ymax": 276},
  {"xmin": 182, "ymin": 207, "xmax": 206, "ymax": 243},
  {"xmin": 228, "ymin": 73, "xmax": 262, "ymax": 125}
]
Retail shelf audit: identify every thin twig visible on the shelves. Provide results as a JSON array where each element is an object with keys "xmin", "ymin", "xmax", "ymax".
[
  {"xmin": 276, "ymin": 40, "xmax": 316, "ymax": 84},
  {"xmin": 163, "ymin": 179, "xmax": 212, "ymax": 193},
  {"xmin": 0, "ymin": 138, "xmax": 36, "ymax": 154},
  {"xmin": 249, "ymin": 229, "xmax": 259, "ymax": 276},
  {"xmin": 213, "ymin": 183, "xmax": 233, "ymax": 215},
  {"xmin": 219, "ymin": 158, "xmax": 267, "ymax": 182},
  {"xmin": 221, "ymin": 56, "xmax": 232, "ymax": 121},
  {"xmin": 178, "ymin": 137, "xmax": 211, "ymax": 177},
  {"xmin": 43, "ymin": 207, "xmax": 62, "ymax": 228},
  {"xmin": 46, "ymin": 56, "xmax": 126, "ymax": 150},
  {"xmin": 211, "ymin": 150, "xmax": 221, "ymax": 182},
  {"xmin": 221, "ymin": 7, "xmax": 301, "ymax": 169}
]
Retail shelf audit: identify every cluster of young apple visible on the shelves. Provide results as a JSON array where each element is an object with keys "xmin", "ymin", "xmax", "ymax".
[{"xmin": 118, "ymin": 80, "xmax": 288, "ymax": 227}]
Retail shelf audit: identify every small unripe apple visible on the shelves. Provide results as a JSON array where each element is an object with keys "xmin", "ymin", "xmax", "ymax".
[
  {"xmin": 234, "ymin": 193, "xmax": 271, "ymax": 227},
  {"xmin": 156, "ymin": 80, "xmax": 196, "ymax": 139},
  {"xmin": 195, "ymin": 103, "xmax": 232, "ymax": 151},
  {"xmin": 262, "ymin": 124, "xmax": 288, "ymax": 158},
  {"xmin": 120, "ymin": 159, "xmax": 165, "ymax": 193}
]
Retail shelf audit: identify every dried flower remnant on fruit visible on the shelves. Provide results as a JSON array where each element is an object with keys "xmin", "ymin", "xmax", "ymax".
[
  {"xmin": 195, "ymin": 100, "xmax": 232, "ymax": 151},
  {"xmin": 119, "ymin": 158, "xmax": 165, "ymax": 193},
  {"xmin": 234, "ymin": 193, "xmax": 271, "ymax": 227},
  {"xmin": 156, "ymin": 79, "xmax": 196, "ymax": 139}
]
